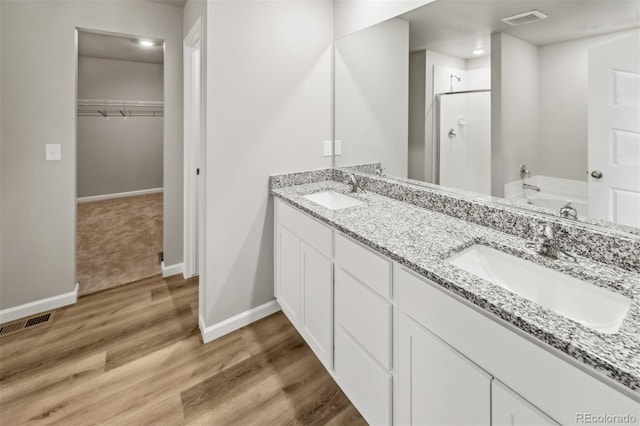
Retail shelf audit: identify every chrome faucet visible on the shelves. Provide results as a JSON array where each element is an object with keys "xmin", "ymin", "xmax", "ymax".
[
  {"xmin": 525, "ymin": 221, "xmax": 577, "ymax": 262},
  {"xmin": 559, "ymin": 202, "xmax": 578, "ymax": 220},
  {"xmin": 519, "ymin": 164, "xmax": 531, "ymax": 179},
  {"xmin": 345, "ymin": 173, "xmax": 366, "ymax": 193},
  {"xmin": 522, "ymin": 183, "xmax": 541, "ymax": 192}
]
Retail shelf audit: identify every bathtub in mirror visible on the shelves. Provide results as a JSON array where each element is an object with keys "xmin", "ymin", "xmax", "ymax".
[{"xmin": 334, "ymin": 0, "xmax": 640, "ymax": 235}]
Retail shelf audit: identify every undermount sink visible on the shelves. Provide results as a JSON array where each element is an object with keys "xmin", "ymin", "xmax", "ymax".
[
  {"xmin": 447, "ymin": 245, "xmax": 631, "ymax": 334},
  {"xmin": 304, "ymin": 191, "xmax": 364, "ymax": 210}
]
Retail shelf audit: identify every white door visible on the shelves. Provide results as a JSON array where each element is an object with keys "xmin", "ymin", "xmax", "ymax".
[
  {"xmin": 397, "ymin": 314, "xmax": 492, "ymax": 426},
  {"xmin": 492, "ymin": 380, "xmax": 559, "ymax": 426},
  {"xmin": 588, "ymin": 33, "xmax": 640, "ymax": 227}
]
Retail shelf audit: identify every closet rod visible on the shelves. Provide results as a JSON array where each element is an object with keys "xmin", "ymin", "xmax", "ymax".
[{"xmin": 76, "ymin": 98, "xmax": 164, "ymax": 118}]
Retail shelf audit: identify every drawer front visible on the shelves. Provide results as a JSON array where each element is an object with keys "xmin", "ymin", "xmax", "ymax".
[
  {"xmin": 335, "ymin": 267, "xmax": 392, "ymax": 369},
  {"xmin": 335, "ymin": 325, "xmax": 392, "ymax": 426},
  {"xmin": 276, "ymin": 199, "xmax": 333, "ymax": 258},
  {"xmin": 335, "ymin": 233, "xmax": 391, "ymax": 298}
]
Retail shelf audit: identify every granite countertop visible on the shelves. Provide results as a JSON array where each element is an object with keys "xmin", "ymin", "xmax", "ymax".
[{"xmin": 271, "ymin": 180, "xmax": 640, "ymax": 394}]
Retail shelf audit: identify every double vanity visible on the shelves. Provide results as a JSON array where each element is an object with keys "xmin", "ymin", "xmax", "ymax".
[{"xmin": 271, "ymin": 168, "xmax": 639, "ymax": 426}]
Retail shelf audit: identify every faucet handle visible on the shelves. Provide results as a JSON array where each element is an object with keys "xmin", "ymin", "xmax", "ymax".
[{"xmin": 531, "ymin": 220, "xmax": 554, "ymax": 239}]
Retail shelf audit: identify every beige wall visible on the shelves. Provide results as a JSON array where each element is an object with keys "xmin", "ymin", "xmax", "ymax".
[
  {"xmin": 202, "ymin": 1, "xmax": 334, "ymax": 327},
  {"xmin": 0, "ymin": 0, "xmax": 183, "ymax": 309},
  {"xmin": 335, "ymin": 18, "xmax": 409, "ymax": 177},
  {"xmin": 491, "ymin": 32, "xmax": 539, "ymax": 197},
  {"xmin": 409, "ymin": 50, "xmax": 426, "ymax": 181}
]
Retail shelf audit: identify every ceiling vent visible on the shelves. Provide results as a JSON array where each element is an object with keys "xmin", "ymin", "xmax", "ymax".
[{"xmin": 501, "ymin": 10, "xmax": 548, "ymax": 26}]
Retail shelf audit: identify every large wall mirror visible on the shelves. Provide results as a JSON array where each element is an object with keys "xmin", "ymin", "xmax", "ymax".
[{"xmin": 335, "ymin": 0, "xmax": 640, "ymax": 235}]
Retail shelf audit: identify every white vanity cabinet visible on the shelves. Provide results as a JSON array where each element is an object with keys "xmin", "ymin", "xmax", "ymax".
[
  {"xmin": 273, "ymin": 199, "xmax": 638, "ymax": 426},
  {"xmin": 397, "ymin": 266, "xmax": 639, "ymax": 426},
  {"xmin": 275, "ymin": 199, "xmax": 333, "ymax": 369},
  {"xmin": 334, "ymin": 233, "xmax": 393, "ymax": 425},
  {"xmin": 398, "ymin": 314, "xmax": 491, "ymax": 425}
]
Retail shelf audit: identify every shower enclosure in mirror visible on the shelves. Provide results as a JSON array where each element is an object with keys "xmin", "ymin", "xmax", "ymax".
[{"xmin": 334, "ymin": 0, "xmax": 640, "ymax": 234}]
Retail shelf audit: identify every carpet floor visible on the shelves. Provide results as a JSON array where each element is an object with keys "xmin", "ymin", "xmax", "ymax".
[{"xmin": 77, "ymin": 193, "xmax": 163, "ymax": 296}]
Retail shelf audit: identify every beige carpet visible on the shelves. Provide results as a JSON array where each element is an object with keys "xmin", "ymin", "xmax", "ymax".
[{"xmin": 77, "ymin": 193, "xmax": 163, "ymax": 296}]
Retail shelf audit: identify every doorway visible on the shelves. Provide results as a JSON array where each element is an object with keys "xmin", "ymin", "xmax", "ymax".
[{"xmin": 75, "ymin": 29, "xmax": 165, "ymax": 295}]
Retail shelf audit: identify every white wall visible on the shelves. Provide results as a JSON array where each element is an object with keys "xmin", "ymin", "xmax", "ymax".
[
  {"xmin": 0, "ymin": 0, "xmax": 182, "ymax": 310},
  {"xmin": 203, "ymin": 1, "xmax": 333, "ymax": 327},
  {"xmin": 335, "ymin": 18, "xmax": 409, "ymax": 177},
  {"xmin": 334, "ymin": 0, "xmax": 433, "ymax": 38},
  {"xmin": 409, "ymin": 50, "xmax": 426, "ymax": 181},
  {"xmin": 491, "ymin": 32, "xmax": 538, "ymax": 197},
  {"xmin": 538, "ymin": 30, "xmax": 638, "ymax": 182},
  {"xmin": 77, "ymin": 57, "xmax": 163, "ymax": 197}
]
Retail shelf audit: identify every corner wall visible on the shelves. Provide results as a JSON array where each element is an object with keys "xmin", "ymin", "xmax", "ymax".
[
  {"xmin": 0, "ymin": 0, "xmax": 183, "ymax": 310},
  {"xmin": 203, "ymin": 1, "xmax": 333, "ymax": 328}
]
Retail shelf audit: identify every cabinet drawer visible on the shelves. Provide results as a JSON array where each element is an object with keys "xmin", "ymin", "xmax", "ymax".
[
  {"xmin": 335, "ymin": 325, "xmax": 392, "ymax": 426},
  {"xmin": 335, "ymin": 233, "xmax": 391, "ymax": 298},
  {"xmin": 335, "ymin": 268, "xmax": 392, "ymax": 369},
  {"xmin": 276, "ymin": 199, "xmax": 332, "ymax": 258}
]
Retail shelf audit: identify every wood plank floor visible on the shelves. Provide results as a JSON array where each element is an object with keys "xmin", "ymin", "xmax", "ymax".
[{"xmin": 0, "ymin": 275, "xmax": 366, "ymax": 425}]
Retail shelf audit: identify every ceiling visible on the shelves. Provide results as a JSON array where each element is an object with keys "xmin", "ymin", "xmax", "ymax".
[
  {"xmin": 78, "ymin": 31, "xmax": 164, "ymax": 64},
  {"xmin": 402, "ymin": 0, "xmax": 640, "ymax": 59}
]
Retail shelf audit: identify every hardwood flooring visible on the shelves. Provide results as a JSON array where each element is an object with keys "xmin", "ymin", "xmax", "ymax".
[{"xmin": 0, "ymin": 275, "xmax": 366, "ymax": 425}]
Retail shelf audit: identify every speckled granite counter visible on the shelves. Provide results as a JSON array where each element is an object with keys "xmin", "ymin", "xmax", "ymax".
[{"xmin": 271, "ymin": 180, "xmax": 640, "ymax": 394}]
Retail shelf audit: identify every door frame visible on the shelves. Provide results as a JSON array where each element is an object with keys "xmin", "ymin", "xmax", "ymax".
[{"xmin": 183, "ymin": 17, "xmax": 204, "ymax": 283}]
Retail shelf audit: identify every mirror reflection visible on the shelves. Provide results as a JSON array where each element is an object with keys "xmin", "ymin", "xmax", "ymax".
[{"xmin": 334, "ymin": 0, "xmax": 640, "ymax": 232}]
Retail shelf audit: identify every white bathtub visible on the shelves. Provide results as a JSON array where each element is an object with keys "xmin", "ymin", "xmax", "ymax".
[{"xmin": 505, "ymin": 175, "xmax": 588, "ymax": 217}]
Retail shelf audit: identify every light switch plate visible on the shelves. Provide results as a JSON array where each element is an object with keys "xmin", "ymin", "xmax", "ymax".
[
  {"xmin": 45, "ymin": 144, "xmax": 61, "ymax": 161},
  {"xmin": 335, "ymin": 140, "xmax": 342, "ymax": 156},
  {"xmin": 323, "ymin": 140, "xmax": 333, "ymax": 157}
]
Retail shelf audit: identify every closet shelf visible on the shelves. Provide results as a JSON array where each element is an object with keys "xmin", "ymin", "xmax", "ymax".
[{"xmin": 77, "ymin": 99, "xmax": 164, "ymax": 118}]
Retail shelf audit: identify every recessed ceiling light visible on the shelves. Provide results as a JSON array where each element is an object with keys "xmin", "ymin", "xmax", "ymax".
[
  {"xmin": 139, "ymin": 40, "xmax": 154, "ymax": 47},
  {"xmin": 473, "ymin": 49, "xmax": 485, "ymax": 55}
]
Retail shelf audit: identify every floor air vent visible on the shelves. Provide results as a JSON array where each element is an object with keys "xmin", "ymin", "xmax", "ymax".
[{"xmin": 0, "ymin": 312, "xmax": 53, "ymax": 337}]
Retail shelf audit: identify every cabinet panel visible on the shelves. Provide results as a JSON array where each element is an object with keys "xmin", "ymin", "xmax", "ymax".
[
  {"xmin": 335, "ymin": 325, "xmax": 392, "ymax": 426},
  {"xmin": 277, "ymin": 200, "xmax": 333, "ymax": 258},
  {"xmin": 335, "ymin": 233, "xmax": 391, "ymax": 298},
  {"xmin": 492, "ymin": 380, "xmax": 559, "ymax": 426},
  {"xmin": 276, "ymin": 224, "xmax": 300, "ymax": 323},
  {"xmin": 301, "ymin": 241, "xmax": 333, "ymax": 370},
  {"xmin": 398, "ymin": 314, "xmax": 491, "ymax": 426},
  {"xmin": 335, "ymin": 267, "xmax": 392, "ymax": 369}
]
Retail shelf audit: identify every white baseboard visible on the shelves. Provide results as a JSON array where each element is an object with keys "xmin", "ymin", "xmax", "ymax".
[
  {"xmin": 0, "ymin": 283, "xmax": 79, "ymax": 324},
  {"xmin": 77, "ymin": 188, "xmax": 163, "ymax": 203},
  {"xmin": 161, "ymin": 261, "xmax": 184, "ymax": 278},
  {"xmin": 200, "ymin": 300, "xmax": 281, "ymax": 344}
]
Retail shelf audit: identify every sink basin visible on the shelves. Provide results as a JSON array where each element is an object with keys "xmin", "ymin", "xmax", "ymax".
[
  {"xmin": 447, "ymin": 245, "xmax": 631, "ymax": 334},
  {"xmin": 303, "ymin": 191, "xmax": 364, "ymax": 210}
]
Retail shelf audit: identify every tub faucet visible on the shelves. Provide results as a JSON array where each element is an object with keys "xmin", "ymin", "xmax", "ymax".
[
  {"xmin": 559, "ymin": 202, "xmax": 578, "ymax": 220},
  {"xmin": 525, "ymin": 221, "xmax": 577, "ymax": 262},
  {"xmin": 522, "ymin": 183, "xmax": 541, "ymax": 192},
  {"xmin": 519, "ymin": 164, "xmax": 531, "ymax": 179},
  {"xmin": 345, "ymin": 173, "xmax": 366, "ymax": 193}
]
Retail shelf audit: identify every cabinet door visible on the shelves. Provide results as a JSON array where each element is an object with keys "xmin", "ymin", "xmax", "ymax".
[
  {"xmin": 398, "ymin": 314, "xmax": 491, "ymax": 426},
  {"xmin": 300, "ymin": 241, "xmax": 333, "ymax": 370},
  {"xmin": 276, "ymin": 225, "xmax": 300, "ymax": 323},
  {"xmin": 492, "ymin": 380, "xmax": 559, "ymax": 426}
]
